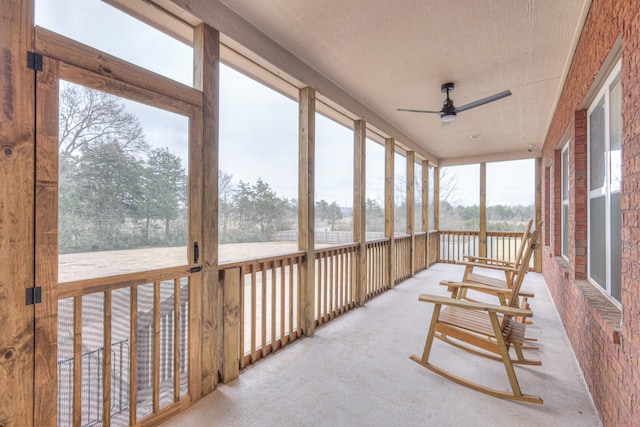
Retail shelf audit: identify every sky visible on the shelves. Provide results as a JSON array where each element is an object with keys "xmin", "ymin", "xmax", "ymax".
[{"xmin": 36, "ymin": 0, "xmax": 535, "ymax": 209}]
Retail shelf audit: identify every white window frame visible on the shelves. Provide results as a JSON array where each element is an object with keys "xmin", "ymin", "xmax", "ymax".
[
  {"xmin": 587, "ymin": 59, "xmax": 622, "ymax": 303},
  {"xmin": 561, "ymin": 142, "xmax": 569, "ymax": 260}
]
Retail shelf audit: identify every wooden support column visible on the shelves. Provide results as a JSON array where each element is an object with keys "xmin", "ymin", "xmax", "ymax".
[
  {"xmin": 0, "ymin": 0, "xmax": 35, "ymax": 425},
  {"xmin": 479, "ymin": 162, "xmax": 487, "ymax": 258},
  {"xmin": 299, "ymin": 87, "xmax": 316, "ymax": 337},
  {"xmin": 353, "ymin": 120, "xmax": 367, "ymax": 306},
  {"xmin": 194, "ymin": 23, "xmax": 220, "ymax": 398},
  {"xmin": 34, "ymin": 52, "xmax": 60, "ymax": 424},
  {"xmin": 535, "ymin": 157, "xmax": 543, "ymax": 272},
  {"xmin": 434, "ymin": 166, "xmax": 440, "ymax": 261},
  {"xmin": 422, "ymin": 160, "xmax": 429, "ymax": 267},
  {"xmin": 406, "ymin": 151, "xmax": 415, "ymax": 276},
  {"xmin": 385, "ymin": 138, "xmax": 396, "ymax": 287},
  {"xmin": 221, "ymin": 268, "xmax": 240, "ymax": 383}
]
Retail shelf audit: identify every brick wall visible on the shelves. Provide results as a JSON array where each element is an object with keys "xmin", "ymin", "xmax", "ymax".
[{"xmin": 541, "ymin": 0, "xmax": 640, "ymax": 425}]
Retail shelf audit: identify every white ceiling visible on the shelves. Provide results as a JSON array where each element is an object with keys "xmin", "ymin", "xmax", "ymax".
[{"xmin": 183, "ymin": 0, "xmax": 591, "ymax": 163}]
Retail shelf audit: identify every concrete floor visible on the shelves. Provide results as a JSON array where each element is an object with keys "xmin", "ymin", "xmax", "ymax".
[{"xmin": 162, "ymin": 263, "xmax": 602, "ymax": 427}]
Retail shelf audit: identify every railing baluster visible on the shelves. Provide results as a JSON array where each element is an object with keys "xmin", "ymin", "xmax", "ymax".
[
  {"xmin": 103, "ymin": 290, "xmax": 112, "ymax": 426},
  {"xmin": 239, "ymin": 266, "xmax": 245, "ymax": 369},
  {"xmin": 250, "ymin": 266, "xmax": 256, "ymax": 363},
  {"xmin": 173, "ymin": 278, "xmax": 180, "ymax": 402},
  {"xmin": 271, "ymin": 261, "xmax": 276, "ymax": 351},
  {"xmin": 153, "ymin": 281, "xmax": 160, "ymax": 414},
  {"xmin": 129, "ymin": 287, "xmax": 138, "ymax": 425},
  {"xmin": 261, "ymin": 265, "xmax": 267, "ymax": 357}
]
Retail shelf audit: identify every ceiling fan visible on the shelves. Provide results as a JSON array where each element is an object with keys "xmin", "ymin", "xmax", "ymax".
[{"xmin": 397, "ymin": 82, "xmax": 512, "ymax": 123}]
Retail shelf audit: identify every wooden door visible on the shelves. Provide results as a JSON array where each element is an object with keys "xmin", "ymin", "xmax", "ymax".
[{"xmin": 33, "ymin": 47, "xmax": 204, "ymax": 426}]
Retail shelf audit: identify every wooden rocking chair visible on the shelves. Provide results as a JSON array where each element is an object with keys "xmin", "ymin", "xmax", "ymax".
[
  {"xmin": 449, "ymin": 221, "xmax": 540, "ymax": 320},
  {"xmin": 458, "ymin": 219, "xmax": 533, "ymax": 289},
  {"xmin": 410, "ymin": 228, "xmax": 543, "ymax": 404}
]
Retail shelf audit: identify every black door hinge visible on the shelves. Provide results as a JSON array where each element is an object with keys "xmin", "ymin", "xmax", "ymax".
[
  {"xmin": 27, "ymin": 51, "xmax": 43, "ymax": 71},
  {"xmin": 190, "ymin": 266, "xmax": 203, "ymax": 274},
  {"xmin": 26, "ymin": 287, "xmax": 42, "ymax": 305}
]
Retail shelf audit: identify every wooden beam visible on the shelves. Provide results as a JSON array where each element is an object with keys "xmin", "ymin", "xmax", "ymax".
[
  {"xmin": 194, "ymin": 22, "xmax": 220, "ymax": 398},
  {"xmin": 0, "ymin": 0, "xmax": 35, "ymax": 424},
  {"xmin": 299, "ymin": 87, "xmax": 316, "ymax": 336},
  {"xmin": 422, "ymin": 160, "xmax": 429, "ymax": 267},
  {"xmin": 34, "ymin": 54, "xmax": 59, "ymax": 425},
  {"xmin": 353, "ymin": 120, "xmax": 367, "ymax": 306},
  {"xmin": 221, "ymin": 268, "xmax": 241, "ymax": 383},
  {"xmin": 385, "ymin": 138, "xmax": 396, "ymax": 288},
  {"xmin": 406, "ymin": 152, "xmax": 415, "ymax": 276},
  {"xmin": 535, "ymin": 157, "xmax": 543, "ymax": 272},
  {"xmin": 479, "ymin": 163, "xmax": 487, "ymax": 258},
  {"xmin": 434, "ymin": 167, "xmax": 440, "ymax": 261}
]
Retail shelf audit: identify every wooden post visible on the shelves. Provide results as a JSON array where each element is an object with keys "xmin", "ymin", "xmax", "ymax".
[
  {"xmin": 422, "ymin": 160, "xmax": 429, "ymax": 267},
  {"xmin": 434, "ymin": 166, "xmax": 440, "ymax": 261},
  {"xmin": 299, "ymin": 87, "xmax": 316, "ymax": 336},
  {"xmin": 385, "ymin": 138, "xmax": 396, "ymax": 287},
  {"xmin": 194, "ymin": 23, "xmax": 220, "ymax": 398},
  {"xmin": 535, "ymin": 157, "xmax": 543, "ymax": 272},
  {"xmin": 406, "ymin": 151, "xmax": 415, "ymax": 276},
  {"xmin": 353, "ymin": 120, "xmax": 367, "ymax": 306},
  {"xmin": 34, "ymin": 53, "xmax": 59, "ymax": 425},
  {"xmin": 0, "ymin": 0, "xmax": 35, "ymax": 425},
  {"xmin": 221, "ymin": 268, "xmax": 240, "ymax": 383},
  {"xmin": 479, "ymin": 162, "xmax": 487, "ymax": 258}
]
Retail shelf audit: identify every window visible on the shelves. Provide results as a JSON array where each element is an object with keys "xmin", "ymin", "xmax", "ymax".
[
  {"xmin": 58, "ymin": 81, "xmax": 190, "ymax": 283},
  {"xmin": 486, "ymin": 159, "xmax": 535, "ymax": 232},
  {"xmin": 587, "ymin": 60, "xmax": 622, "ymax": 302},
  {"xmin": 439, "ymin": 164, "xmax": 479, "ymax": 231},
  {"xmin": 561, "ymin": 143, "xmax": 569, "ymax": 259},
  {"xmin": 35, "ymin": 0, "xmax": 193, "ymax": 86},
  {"xmin": 365, "ymin": 137, "xmax": 385, "ymax": 239},
  {"xmin": 394, "ymin": 151, "xmax": 407, "ymax": 235},
  {"xmin": 315, "ymin": 112, "xmax": 354, "ymax": 247},
  {"xmin": 428, "ymin": 166, "xmax": 435, "ymax": 230},
  {"xmin": 414, "ymin": 161, "xmax": 423, "ymax": 231},
  {"xmin": 219, "ymin": 64, "xmax": 299, "ymax": 261}
]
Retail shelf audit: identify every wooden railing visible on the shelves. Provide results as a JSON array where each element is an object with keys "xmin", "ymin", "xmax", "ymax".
[
  {"xmin": 365, "ymin": 238, "xmax": 390, "ymax": 300},
  {"xmin": 438, "ymin": 230, "xmax": 480, "ymax": 263},
  {"xmin": 57, "ymin": 266, "xmax": 193, "ymax": 427},
  {"xmin": 414, "ymin": 232, "xmax": 427, "ymax": 272},
  {"xmin": 219, "ymin": 253, "xmax": 304, "ymax": 369},
  {"xmin": 314, "ymin": 243, "xmax": 358, "ymax": 326},
  {"xmin": 394, "ymin": 235, "xmax": 412, "ymax": 284}
]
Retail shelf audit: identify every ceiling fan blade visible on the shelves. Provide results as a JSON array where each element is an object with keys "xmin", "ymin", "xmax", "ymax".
[
  {"xmin": 397, "ymin": 108, "xmax": 442, "ymax": 114},
  {"xmin": 454, "ymin": 90, "xmax": 512, "ymax": 113}
]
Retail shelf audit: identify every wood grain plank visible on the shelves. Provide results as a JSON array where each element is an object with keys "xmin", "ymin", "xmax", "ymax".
[
  {"xmin": 194, "ymin": 22, "xmax": 220, "ymax": 398},
  {"xmin": 130, "ymin": 286, "xmax": 138, "ymax": 426},
  {"xmin": 103, "ymin": 290, "xmax": 112, "ymax": 426},
  {"xmin": 0, "ymin": 0, "xmax": 36, "ymax": 424},
  {"xmin": 385, "ymin": 138, "xmax": 396, "ymax": 288},
  {"xmin": 153, "ymin": 282, "xmax": 161, "ymax": 414},
  {"xmin": 73, "ymin": 297, "xmax": 82, "ymax": 427},
  {"xmin": 34, "ymin": 53, "xmax": 60, "ymax": 426},
  {"xmin": 35, "ymin": 26, "xmax": 202, "ymax": 108},
  {"xmin": 174, "ymin": 279, "xmax": 181, "ymax": 402},
  {"xmin": 221, "ymin": 268, "xmax": 240, "ymax": 383}
]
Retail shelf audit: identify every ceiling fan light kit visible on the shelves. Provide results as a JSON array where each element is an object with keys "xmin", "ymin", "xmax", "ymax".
[{"xmin": 397, "ymin": 82, "xmax": 512, "ymax": 123}]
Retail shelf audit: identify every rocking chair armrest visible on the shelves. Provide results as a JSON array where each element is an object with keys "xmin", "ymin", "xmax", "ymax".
[
  {"xmin": 439, "ymin": 280, "xmax": 514, "ymax": 296},
  {"xmin": 455, "ymin": 260, "xmax": 519, "ymax": 273},
  {"xmin": 462, "ymin": 255, "xmax": 512, "ymax": 266},
  {"xmin": 440, "ymin": 279, "xmax": 535, "ymax": 299},
  {"xmin": 417, "ymin": 293, "xmax": 534, "ymax": 317}
]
